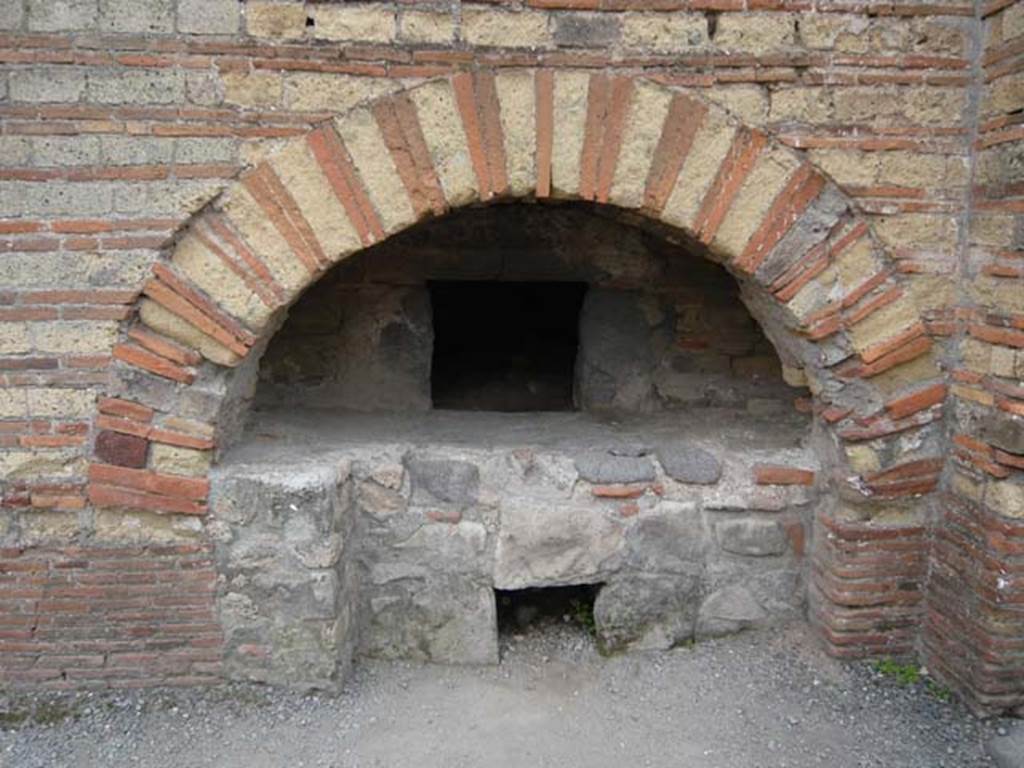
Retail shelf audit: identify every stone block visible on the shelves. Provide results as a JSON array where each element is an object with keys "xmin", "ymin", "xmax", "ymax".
[
  {"xmin": 594, "ymin": 573, "xmax": 701, "ymax": 652},
  {"xmin": 405, "ymin": 454, "xmax": 480, "ymax": 506},
  {"xmin": 494, "ymin": 503, "xmax": 626, "ymax": 589},
  {"xmin": 0, "ymin": 137, "xmax": 32, "ymax": 166},
  {"xmin": 706, "ymin": 85, "xmax": 769, "ymax": 125},
  {"xmin": 27, "ymin": 0, "xmax": 97, "ymax": 31},
  {"xmin": 27, "ymin": 387, "xmax": 96, "ymax": 418},
  {"xmin": 222, "ymin": 71, "xmax": 282, "ymax": 109},
  {"xmin": 0, "ymin": 322, "xmax": 30, "ymax": 354},
  {"xmin": 462, "ymin": 9, "xmax": 552, "ymax": 49},
  {"xmin": 399, "ymin": 10, "xmax": 454, "ymax": 44},
  {"xmin": 361, "ymin": 578, "xmax": 497, "ymax": 664},
  {"xmin": 282, "ymin": 73, "xmax": 394, "ymax": 113},
  {"xmin": 393, "ymin": 521, "xmax": 489, "ymax": 577},
  {"xmin": 621, "ymin": 12, "xmax": 706, "ymax": 52},
  {"xmin": 0, "ymin": 0, "xmax": 25, "ymax": 30},
  {"xmin": 98, "ymin": 0, "xmax": 174, "ymax": 33},
  {"xmin": 625, "ymin": 502, "xmax": 706, "ymax": 574},
  {"xmin": 311, "ymin": 4, "xmax": 394, "ymax": 43},
  {"xmin": 986, "ymin": 723, "xmax": 1024, "ymax": 768},
  {"xmin": 186, "ymin": 70, "xmax": 225, "ymax": 105},
  {"xmin": 9, "ymin": 68, "xmax": 86, "ymax": 103},
  {"xmin": 574, "ymin": 449, "xmax": 656, "ymax": 484},
  {"xmin": 93, "ymin": 509, "xmax": 202, "ymax": 543},
  {"xmin": 576, "ymin": 289, "xmax": 659, "ymax": 413},
  {"xmin": 33, "ymin": 320, "xmax": 117, "ymax": 354},
  {"xmin": 33, "ymin": 135, "xmax": 102, "ymax": 166},
  {"xmin": 715, "ymin": 518, "xmax": 788, "ymax": 557},
  {"xmin": 504, "ymin": 450, "xmax": 578, "ymax": 501},
  {"xmin": 177, "ymin": 0, "xmax": 239, "ymax": 35},
  {"xmin": 553, "ymin": 12, "xmax": 620, "ymax": 48},
  {"xmin": 695, "ymin": 585, "xmax": 766, "ymax": 639},
  {"xmin": 714, "ymin": 13, "xmax": 796, "ymax": 53},
  {"xmin": 987, "ymin": 480, "xmax": 1024, "ymax": 519},
  {"xmin": 87, "ymin": 69, "xmax": 185, "ymax": 105},
  {"xmin": 657, "ymin": 444, "xmax": 722, "ymax": 484},
  {"xmin": 245, "ymin": 1, "xmax": 307, "ymax": 39},
  {"xmin": 150, "ymin": 443, "xmax": 211, "ymax": 477}
]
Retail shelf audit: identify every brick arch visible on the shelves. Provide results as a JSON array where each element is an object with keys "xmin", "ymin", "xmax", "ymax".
[{"xmin": 87, "ymin": 69, "xmax": 944, "ymax": 659}]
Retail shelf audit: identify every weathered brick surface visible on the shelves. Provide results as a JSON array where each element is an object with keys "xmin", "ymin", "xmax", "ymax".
[
  {"xmin": 0, "ymin": 545, "xmax": 222, "ymax": 689},
  {"xmin": 0, "ymin": 0, "xmax": 1017, "ymax": 709}
]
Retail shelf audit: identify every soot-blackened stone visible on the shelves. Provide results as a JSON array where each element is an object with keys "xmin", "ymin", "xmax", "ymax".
[
  {"xmin": 405, "ymin": 454, "xmax": 480, "ymax": 505},
  {"xmin": 656, "ymin": 444, "xmax": 722, "ymax": 485},
  {"xmin": 574, "ymin": 450, "xmax": 656, "ymax": 484}
]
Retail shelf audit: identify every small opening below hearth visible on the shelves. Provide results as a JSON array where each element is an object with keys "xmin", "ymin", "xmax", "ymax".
[
  {"xmin": 430, "ymin": 281, "xmax": 587, "ymax": 412},
  {"xmin": 495, "ymin": 584, "xmax": 601, "ymax": 638}
]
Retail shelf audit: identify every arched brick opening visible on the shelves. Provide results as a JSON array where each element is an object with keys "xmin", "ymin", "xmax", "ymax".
[{"xmin": 85, "ymin": 70, "xmax": 952, "ymax": 696}]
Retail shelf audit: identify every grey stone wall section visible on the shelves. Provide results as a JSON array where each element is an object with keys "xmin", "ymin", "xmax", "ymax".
[
  {"xmin": 575, "ymin": 289, "xmax": 661, "ymax": 414},
  {"xmin": 258, "ymin": 285, "xmax": 433, "ymax": 412},
  {"xmin": 209, "ymin": 462, "xmax": 359, "ymax": 690},
  {"xmin": 210, "ymin": 416, "xmax": 819, "ymax": 679}
]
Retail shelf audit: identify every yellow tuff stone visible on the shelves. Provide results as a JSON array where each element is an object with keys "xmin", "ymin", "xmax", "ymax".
[
  {"xmin": 661, "ymin": 107, "xmax": 736, "ymax": 233},
  {"xmin": 310, "ymin": 4, "xmax": 395, "ymax": 43},
  {"xmin": 550, "ymin": 71, "xmax": 590, "ymax": 199},
  {"xmin": 138, "ymin": 298, "xmax": 240, "ymax": 367},
  {"xmin": 334, "ymin": 108, "xmax": 416, "ymax": 235},
  {"xmin": 222, "ymin": 71, "xmax": 283, "ymax": 109},
  {"xmin": 462, "ymin": 9, "xmax": 552, "ymax": 49},
  {"xmin": 609, "ymin": 81, "xmax": 673, "ymax": 210},
  {"xmin": 408, "ymin": 80, "xmax": 477, "ymax": 207},
  {"xmin": 494, "ymin": 71, "xmax": 537, "ymax": 198},
  {"xmin": 245, "ymin": 1, "xmax": 307, "ymax": 39},
  {"xmin": 172, "ymin": 233, "xmax": 272, "ymax": 330},
  {"xmin": 269, "ymin": 139, "xmax": 362, "ymax": 263}
]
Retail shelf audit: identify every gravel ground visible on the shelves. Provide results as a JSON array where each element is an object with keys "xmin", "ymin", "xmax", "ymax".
[{"xmin": 0, "ymin": 622, "xmax": 1016, "ymax": 768}]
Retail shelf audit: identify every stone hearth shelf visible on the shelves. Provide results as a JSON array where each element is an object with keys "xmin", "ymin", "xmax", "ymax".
[{"xmin": 210, "ymin": 408, "xmax": 818, "ymax": 689}]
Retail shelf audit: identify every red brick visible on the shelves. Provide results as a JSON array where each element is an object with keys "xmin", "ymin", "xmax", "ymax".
[
  {"xmin": 87, "ymin": 483, "xmax": 206, "ymax": 516},
  {"xmin": 453, "ymin": 71, "xmax": 495, "ymax": 201},
  {"xmin": 578, "ymin": 73, "xmax": 611, "ymax": 201},
  {"xmin": 594, "ymin": 76, "xmax": 633, "ymax": 204},
  {"xmin": 754, "ymin": 465, "xmax": 815, "ymax": 486},
  {"xmin": 534, "ymin": 70, "xmax": 554, "ymax": 198},
  {"xmin": 305, "ymin": 125, "xmax": 386, "ymax": 245},
  {"xmin": 969, "ymin": 323, "xmax": 1024, "ymax": 349},
  {"xmin": 127, "ymin": 326, "xmax": 203, "ymax": 368},
  {"xmin": 98, "ymin": 397, "xmax": 155, "ymax": 424},
  {"xmin": 736, "ymin": 164, "xmax": 826, "ymax": 274},
  {"xmin": 884, "ymin": 382, "xmax": 947, "ymax": 420},
  {"xmin": 372, "ymin": 95, "xmax": 447, "ymax": 219},
  {"xmin": 241, "ymin": 163, "xmax": 326, "ymax": 274},
  {"xmin": 88, "ymin": 464, "xmax": 210, "ymax": 502},
  {"xmin": 693, "ymin": 128, "xmax": 767, "ymax": 245},
  {"xmin": 474, "ymin": 71, "xmax": 509, "ymax": 199},
  {"xmin": 141, "ymin": 278, "xmax": 249, "ymax": 358},
  {"xmin": 113, "ymin": 343, "xmax": 195, "ymax": 384},
  {"xmin": 643, "ymin": 92, "xmax": 706, "ymax": 214}
]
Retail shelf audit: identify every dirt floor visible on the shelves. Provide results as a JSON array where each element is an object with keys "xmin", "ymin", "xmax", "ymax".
[{"xmin": 2, "ymin": 621, "xmax": 1017, "ymax": 768}]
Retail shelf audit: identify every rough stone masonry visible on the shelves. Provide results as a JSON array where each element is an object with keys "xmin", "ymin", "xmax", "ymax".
[{"xmin": 0, "ymin": 0, "xmax": 1021, "ymax": 715}]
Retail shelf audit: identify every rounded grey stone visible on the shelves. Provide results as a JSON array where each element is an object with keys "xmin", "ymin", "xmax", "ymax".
[
  {"xmin": 656, "ymin": 444, "xmax": 722, "ymax": 485},
  {"xmin": 574, "ymin": 451, "xmax": 656, "ymax": 484}
]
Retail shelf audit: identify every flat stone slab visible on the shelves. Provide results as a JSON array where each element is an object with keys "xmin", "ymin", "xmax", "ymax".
[
  {"xmin": 573, "ymin": 450, "xmax": 656, "ymax": 484},
  {"xmin": 657, "ymin": 444, "xmax": 722, "ymax": 484},
  {"xmin": 987, "ymin": 724, "xmax": 1024, "ymax": 768}
]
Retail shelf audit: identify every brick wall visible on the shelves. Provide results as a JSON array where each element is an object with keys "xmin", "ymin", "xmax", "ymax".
[
  {"xmin": 922, "ymin": 0, "xmax": 1024, "ymax": 714},
  {"xmin": 0, "ymin": 0, "xmax": 1020, "ymax": 711}
]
